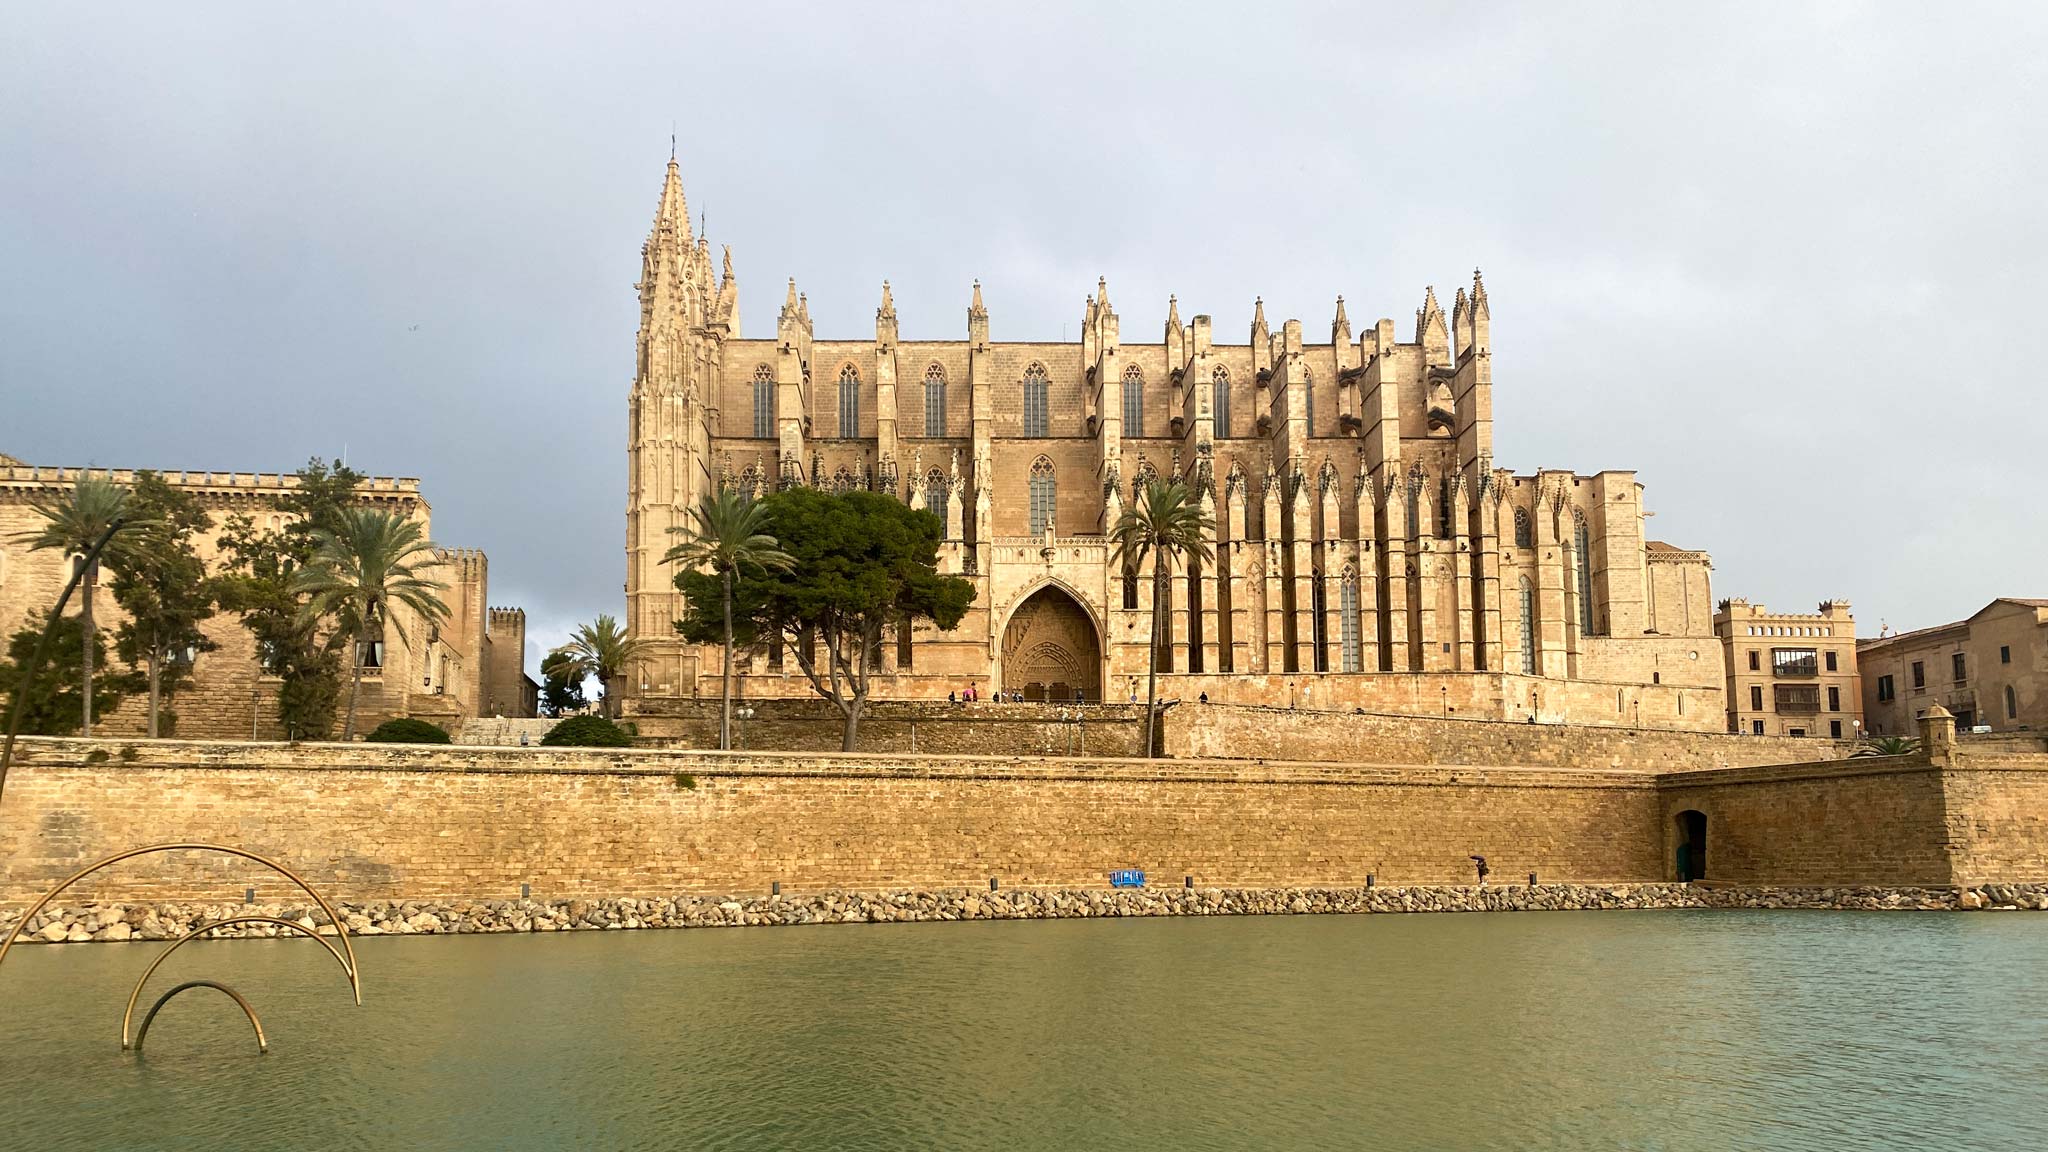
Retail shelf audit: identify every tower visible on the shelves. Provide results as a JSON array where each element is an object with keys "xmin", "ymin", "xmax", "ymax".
[{"xmin": 625, "ymin": 157, "xmax": 733, "ymax": 700}]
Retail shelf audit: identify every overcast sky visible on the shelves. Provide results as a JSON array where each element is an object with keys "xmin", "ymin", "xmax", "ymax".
[{"xmin": 4, "ymin": 2, "xmax": 2043, "ymax": 665}]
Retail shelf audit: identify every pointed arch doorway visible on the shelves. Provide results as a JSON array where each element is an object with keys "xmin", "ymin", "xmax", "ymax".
[{"xmin": 1001, "ymin": 585, "xmax": 1102, "ymax": 703}]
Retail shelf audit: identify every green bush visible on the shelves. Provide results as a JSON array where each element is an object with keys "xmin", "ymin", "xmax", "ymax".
[
  {"xmin": 365, "ymin": 717, "xmax": 452, "ymax": 744},
  {"xmin": 541, "ymin": 715, "xmax": 633, "ymax": 748}
]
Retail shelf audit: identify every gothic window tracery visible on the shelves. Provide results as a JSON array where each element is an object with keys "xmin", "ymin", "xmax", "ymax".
[
  {"xmin": 752, "ymin": 365, "xmax": 774, "ymax": 439},
  {"xmin": 1212, "ymin": 366, "xmax": 1231, "ymax": 439},
  {"xmin": 837, "ymin": 365, "xmax": 860, "ymax": 439},
  {"xmin": 1519, "ymin": 576, "xmax": 1537, "ymax": 674},
  {"xmin": 1513, "ymin": 507, "xmax": 1532, "ymax": 549},
  {"xmin": 1573, "ymin": 509, "xmax": 1596, "ymax": 635},
  {"xmin": 926, "ymin": 467, "xmax": 950, "ymax": 531},
  {"xmin": 924, "ymin": 364, "xmax": 946, "ymax": 436},
  {"xmin": 1023, "ymin": 364, "xmax": 1050, "ymax": 437},
  {"xmin": 1339, "ymin": 566, "xmax": 1363, "ymax": 673},
  {"xmin": 1028, "ymin": 456, "xmax": 1057, "ymax": 535},
  {"xmin": 1122, "ymin": 365, "xmax": 1144, "ymax": 436}
]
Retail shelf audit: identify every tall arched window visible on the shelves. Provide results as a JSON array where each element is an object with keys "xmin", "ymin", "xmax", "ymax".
[
  {"xmin": 1022, "ymin": 364, "xmax": 1050, "ymax": 437},
  {"xmin": 1518, "ymin": 576, "xmax": 1537, "ymax": 674},
  {"xmin": 1028, "ymin": 457, "xmax": 1056, "ymax": 534},
  {"xmin": 837, "ymin": 366, "xmax": 860, "ymax": 438},
  {"xmin": 1303, "ymin": 368, "xmax": 1315, "ymax": 436},
  {"xmin": 1122, "ymin": 365, "xmax": 1144, "ymax": 435},
  {"xmin": 924, "ymin": 364, "xmax": 946, "ymax": 436},
  {"xmin": 2008, "ymin": 684, "xmax": 2019, "ymax": 720},
  {"xmin": 1212, "ymin": 366, "xmax": 1231, "ymax": 439},
  {"xmin": 926, "ymin": 468, "xmax": 949, "ymax": 534},
  {"xmin": 1573, "ymin": 510, "xmax": 1595, "ymax": 635},
  {"xmin": 1438, "ymin": 475, "xmax": 1454, "ymax": 539},
  {"xmin": 1339, "ymin": 568, "xmax": 1362, "ymax": 673},
  {"xmin": 752, "ymin": 365, "xmax": 774, "ymax": 439},
  {"xmin": 1513, "ymin": 507, "xmax": 1532, "ymax": 549}
]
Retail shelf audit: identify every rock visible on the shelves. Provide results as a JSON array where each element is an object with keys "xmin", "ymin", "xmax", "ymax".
[
  {"xmin": 94, "ymin": 922, "xmax": 133, "ymax": 942},
  {"xmin": 1959, "ymin": 889, "xmax": 1986, "ymax": 910},
  {"xmin": 38, "ymin": 922, "xmax": 70, "ymax": 943}
]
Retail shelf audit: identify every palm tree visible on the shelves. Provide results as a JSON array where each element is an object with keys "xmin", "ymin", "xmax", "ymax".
[
  {"xmin": 1110, "ymin": 477, "xmax": 1214, "ymax": 758},
  {"xmin": 1851, "ymin": 734, "xmax": 1921, "ymax": 758},
  {"xmin": 288, "ymin": 508, "xmax": 450, "ymax": 740},
  {"xmin": 551, "ymin": 614, "xmax": 654, "ymax": 721},
  {"xmin": 662, "ymin": 489, "xmax": 794, "ymax": 750},
  {"xmin": 12, "ymin": 474, "xmax": 154, "ymax": 736}
]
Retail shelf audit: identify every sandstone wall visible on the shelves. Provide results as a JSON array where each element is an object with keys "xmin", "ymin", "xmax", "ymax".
[
  {"xmin": 0, "ymin": 739, "xmax": 1659, "ymax": 907},
  {"xmin": 626, "ymin": 699, "xmax": 1147, "ymax": 757},
  {"xmin": 1167, "ymin": 702, "xmax": 1854, "ymax": 772},
  {"xmin": 1941, "ymin": 756, "xmax": 2048, "ymax": 884},
  {"xmin": 1658, "ymin": 757, "xmax": 1952, "ymax": 886}
]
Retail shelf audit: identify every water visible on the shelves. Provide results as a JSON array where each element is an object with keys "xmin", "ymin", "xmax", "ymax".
[{"xmin": 3, "ymin": 910, "xmax": 2046, "ymax": 1150}]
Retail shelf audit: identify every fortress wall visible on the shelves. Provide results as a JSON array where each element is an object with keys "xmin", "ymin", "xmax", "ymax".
[
  {"xmin": 1940, "ymin": 758, "xmax": 2048, "ymax": 884},
  {"xmin": 1658, "ymin": 758, "xmax": 1955, "ymax": 886},
  {"xmin": 624, "ymin": 700, "xmax": 1148, "ymax": 757},
  {"xmin": 0, "ymin": 739, "xmax": 1661, "ymax": 906},
  {"xmin": 1167, "ymin": 701, "xmax": 1852, "ymax": 771}
]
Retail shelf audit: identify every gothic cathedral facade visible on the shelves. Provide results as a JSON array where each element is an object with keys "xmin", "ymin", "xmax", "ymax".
[{"xmin": 624, "ymin": 160, "xmax": 1725, "ymax": 728}]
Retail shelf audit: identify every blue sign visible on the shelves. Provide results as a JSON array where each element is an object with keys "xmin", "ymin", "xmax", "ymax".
[{"xmin": 1109, "ymin": 869, "xmax": 1146, "ymax": 888}]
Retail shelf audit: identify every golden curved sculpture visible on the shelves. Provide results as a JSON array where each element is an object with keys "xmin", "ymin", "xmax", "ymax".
[
  {"xmin": 0, "ymin": 843, "xmax": 361, "ymax": 1053},
  {"xmin": 133, "ymin": 980, "xmax": 268, "ymax": 1054},
  {"xmin": 122, "ymin": 916, "xmax": 356, "ymax": 1049}
]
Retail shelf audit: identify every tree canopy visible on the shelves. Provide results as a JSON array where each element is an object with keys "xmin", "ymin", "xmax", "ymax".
[
  {"xmin": 214, "ymin": 458, "xmax": 366, "ymax": 740},
  {"xmin": 107, "ymin": 471, "xmax": 220, "ymax": 737},
  {"xmin": 679, "ymin": 487, "xmax": 973, "ymax": 750}
]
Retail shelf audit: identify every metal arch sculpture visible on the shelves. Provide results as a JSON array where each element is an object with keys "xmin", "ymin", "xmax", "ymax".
[
  {"xmin": 122, "ymin": 916, "xmax": 357, "ymax": 1050},
  {"xmin": 0, "ymin": 844, "xmax": 362, "ymax": 1054},
  {"xmin": 133, "ymin": 981, "xmax": 268, "ymax": 1054}
]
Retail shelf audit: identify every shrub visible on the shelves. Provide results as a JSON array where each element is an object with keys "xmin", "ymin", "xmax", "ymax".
[
  {"xmin": 541, "ymin": 715, "xmax": 633, "ymax": 748},
  {"xmin": 672, "ymin": 772, "xmax": 697, "ymax": 790},
  {"xmin": 365, "ymin": 717, "xmax": 452, "ymax": 744}
]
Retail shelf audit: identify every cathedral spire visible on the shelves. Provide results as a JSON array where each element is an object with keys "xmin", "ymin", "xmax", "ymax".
[
  {"xmin": 1166, "ymin": 294, "xmax": 1181, "ymax": 330},
  {"xmin": 782, "ymin": 277, "xmax": 799, "ymax": 317},
  {"xmin": 652, "ymin": 157, "xmax": 690, "ymax": 249},
  {"xmin": 969, "ymin": 280, "xmax": 987, "ymax": 320},
  {"xmin": 877, "ymin": 279, "xmax": 896, "ymax": 321},
  {"xmin": 1096, "ymin": 276, "xmax": 1111, "ymax": 313},
  {"xmin": 1333, "ymin": 294, "xmax": 1348, "ymax": 332},
  {"xmin": 1471, "ymin": 267, "xmax": 1489, "ymax": 317}
]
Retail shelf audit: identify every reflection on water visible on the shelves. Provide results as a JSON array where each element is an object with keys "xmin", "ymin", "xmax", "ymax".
[{"xmin": 3, "ymin": 910, "xmax": 2046, "ymax": 1150}]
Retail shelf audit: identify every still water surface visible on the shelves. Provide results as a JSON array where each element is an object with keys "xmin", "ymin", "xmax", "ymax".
[{"xmin": 3, "ymin": 910, "xmax": 2046, "ymax": 1150}]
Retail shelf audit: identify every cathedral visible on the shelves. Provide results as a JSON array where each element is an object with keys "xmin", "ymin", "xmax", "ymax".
[{"xmin": 624, "ymin": 159, "xmax": 1724, "ymax": 729}]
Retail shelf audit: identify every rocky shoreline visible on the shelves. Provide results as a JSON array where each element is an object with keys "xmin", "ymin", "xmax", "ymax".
[{"xmin": 6, "ymin": 882, "xmax": 2048, "ymax": 946}]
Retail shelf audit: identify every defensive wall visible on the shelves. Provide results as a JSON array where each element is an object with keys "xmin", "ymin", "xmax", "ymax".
[
  {"xmin": 3, "ymin": 713, "xmax": 2043, "ymax": 908},
  {"xmin": 623, "ymin": 699, "xmax": 1147, "ymax": 757},
  {"xmin": 616, "ymin": 697, "xmax": 1846, "ymax": 770}
]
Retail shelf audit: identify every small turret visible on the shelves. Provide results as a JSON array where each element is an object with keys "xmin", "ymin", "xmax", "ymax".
[
  {"xmin": 968, "ymin": 280, "xmax": 989, "ymax": 346},
  {"xmin": 1453, "ymin": 287, "xmax": 1471, "ymax": 358},
  {"xmin": 1165, "ymin": 294, "xmax": 1185, "ymax": 369},
  {"xmin": 714, "ymin": 245, "xmax": 739, "ymax": 334},
  {"xmin": 1251, "ymin": 297, "xmax": 1271, "ymax": 376},
  {"xmin": 1468, "ymin": 268, "xmax": 1490, "ymax": 355},
  {"xmin": 876, "ymin": 280, "xmax": 897, "ymax": 346},
  {"xmin": 1416, "ymin": 285, "xmax": 1449, "ymax": 360}
]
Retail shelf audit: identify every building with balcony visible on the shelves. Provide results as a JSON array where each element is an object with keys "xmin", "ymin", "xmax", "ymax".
[
  {"xmin": 1858, "ymin": 599, "xmax": 2048, "ymax": 736},
  {"xmin": 1714, "ymin": 599, "xmax": 1861, "ymax": 738},
  {"xmin": 624, "ymin": 159, "xmax": 1727, "ymax": 728}
]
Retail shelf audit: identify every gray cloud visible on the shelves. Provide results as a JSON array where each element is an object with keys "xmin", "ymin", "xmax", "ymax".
[{"xmin": 4, "ymin": 1, "xmax": 2041, "ymax": 660}]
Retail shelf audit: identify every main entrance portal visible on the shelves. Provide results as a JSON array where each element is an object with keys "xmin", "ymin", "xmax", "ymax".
[{"xmin": 1001, "ymin": 586, "xmax": 1102, "ymax": 703}]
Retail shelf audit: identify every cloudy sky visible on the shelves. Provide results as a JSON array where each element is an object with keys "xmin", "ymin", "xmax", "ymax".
[{"xmin": 4, "ymin": 2, "xmax": 2042, "ymax": 663}]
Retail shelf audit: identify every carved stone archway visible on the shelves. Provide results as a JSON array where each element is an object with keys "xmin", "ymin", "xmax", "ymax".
[{"xmin": 1001, "ymin": 585, "xmax": 1102, "ymax": 703}]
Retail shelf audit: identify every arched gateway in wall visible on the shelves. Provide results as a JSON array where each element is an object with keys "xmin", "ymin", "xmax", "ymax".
[{"xmin": 1001, "ymin": 585, "xmax": 1103, "ymax": 703}]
